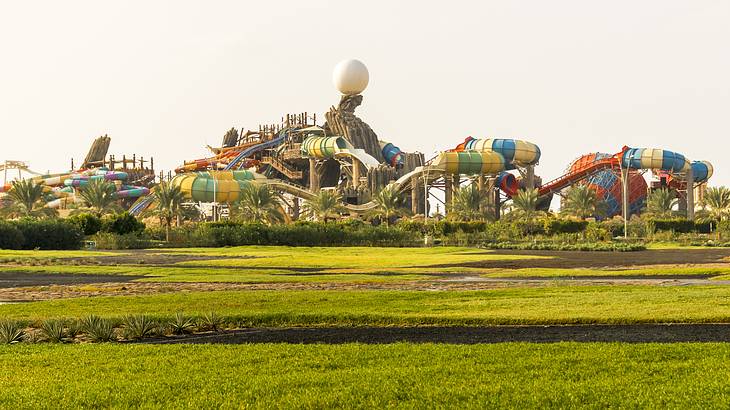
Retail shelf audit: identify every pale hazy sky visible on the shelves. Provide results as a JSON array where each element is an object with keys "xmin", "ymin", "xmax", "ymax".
[{"xmin": 1, "ymin": 1, "xmax": 728, "ymax": 188}]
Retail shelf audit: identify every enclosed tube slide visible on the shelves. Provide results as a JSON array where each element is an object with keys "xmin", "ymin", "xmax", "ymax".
[
  {"xmin": 379, "ymin": 141, "xmax": 405, "ymax": 167},
  {"xmin": 300, "ymin": 136, "xmax": 380, "ymax": 168},
  {"xmin": 621, "ymin": 148, "xmax": 689, "ymax": 173},
  {"xmin": 171, "ymin": 170, "xmax": 258, "ymax": 203},
  {"xmin": 454, "ymin": 137, "xmax": 541, "ymax": 167}
]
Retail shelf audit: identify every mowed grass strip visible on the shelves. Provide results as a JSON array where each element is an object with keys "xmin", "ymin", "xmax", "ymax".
[
  {"xmin": 167, "ymin": 246, "xmax": 548, "ymax": 270},
  {"xmin": 1, "ymin": 343, "xmax": 730, "ymax": 408},
  {"xmin": 483, "ymin": 266, "xmax": 730, "ymax": 278},
  {"xmin": 5, "ymin": 286, "xmax": 730, "ymax": 325}
]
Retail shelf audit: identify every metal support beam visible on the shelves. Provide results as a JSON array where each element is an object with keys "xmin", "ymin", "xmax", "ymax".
[
  {"xmin": 308, "ymin": 158, "xmax": 319, "ymax": 192},
  {"xmin": 526, "ymin": 165, "xmax": 535, "ymax": 190},
  {"xmin": 687, "ymin": 168, "xmax": 695, "ymax": 221}
]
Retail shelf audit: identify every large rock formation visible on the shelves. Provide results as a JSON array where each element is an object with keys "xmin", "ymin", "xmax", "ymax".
[{"xmin": 323, "ymin": 94, "xmax": 386, "ymax": 163}]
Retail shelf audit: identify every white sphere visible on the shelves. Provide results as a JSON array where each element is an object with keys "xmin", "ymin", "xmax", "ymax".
[{"xmin": 332, "ymin": 59, "xmax": 369, "ymax": 95}]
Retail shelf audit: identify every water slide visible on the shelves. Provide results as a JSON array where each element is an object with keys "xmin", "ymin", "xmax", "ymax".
[
  {"xmin": 300, "ymin": 135, "xmax": 380, "ymax": 168},
  {"xmin": 538, "ymin": 147, "xmax": 712, "ymax": 198},
  {"xmin": 131, "ymin": 129, "xmax": 290, "ymax": 215}
]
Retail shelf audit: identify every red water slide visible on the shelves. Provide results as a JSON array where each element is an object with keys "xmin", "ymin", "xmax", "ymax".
[{"xmin": 537, "ymin": 151, "xmax": 624, "ymax": 197}]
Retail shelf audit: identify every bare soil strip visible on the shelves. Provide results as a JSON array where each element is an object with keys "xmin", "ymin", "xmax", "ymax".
[
  {"xmin": 0, "ymin": 272, "xmax": 143, "ymax": 289},
  {"xmin": 143, "ymin": 324, "xmax": 730, "ymax": 344}
]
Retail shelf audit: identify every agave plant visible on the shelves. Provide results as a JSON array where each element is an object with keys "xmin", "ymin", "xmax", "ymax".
[
  {"xmin": 199, "ymin": 312, "xmax": 223, "ymax": 332},
  {"xmin": 81, "ymin": 315, "xmax": 116, "ymax": 342},
  {"xmin": 0, "ymin": 320, "xmax": 25, "ymax": 344},
  {"xmin": 168, "ymin": 312, "xmax": 196, "ymax": 335},
  {"xmin": 40, "ymin": 319, "xmax": 67, "ymax": 343},
  {"xmin": 122, "ymin": 315, "xmax": 158, "ymax": 340}
]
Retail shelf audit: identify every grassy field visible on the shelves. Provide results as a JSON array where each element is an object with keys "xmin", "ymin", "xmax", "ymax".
[
  {"xmin": 1, "ymin": 343, "xmax": 730, "ymax": 408},
  {"xmin": 483, "ymin": 266, "xmax": 730, "ymax": 278},
  {"xmin": 5, "ymin": 286, "xmax": 730, "ymax": 325}
]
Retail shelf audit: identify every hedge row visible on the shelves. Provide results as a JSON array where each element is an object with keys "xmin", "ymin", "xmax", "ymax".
[{"xmin": 0, "ymin": 219, "xmax": 83, "ymax": 250}]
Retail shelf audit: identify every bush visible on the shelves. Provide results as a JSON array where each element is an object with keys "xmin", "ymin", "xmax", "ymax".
[
  {"xmin": 481, "ymin": 241, "xmax": 645, "ymax": 252},
  {"xmin": 67, "ymin": 213, "xmax": 102, "ymax": 236},
  {"xmin": 542, "ymin": 219, "xmax": 588, "ymax": 235},
  {"xmin": 14, "ymin": 219, "xmax": 83, "ymax": 250},
  {"xmin": 0, "ymin": 221, "xmax": 24, "ymax": 249},
  {"xmin": 101, "ymin": 212, "xmax": 145, "ymax": 235},
  {"xmin": 92, "ymin": 232, "xmax": 151, "ymax": 250},
  {"xmin": 0, "ymin": 320, "xmax": 25, "ymax": 344},
  {"xmin": 650, "ymin": 218, "xmax": 696, "ymax": 233}
]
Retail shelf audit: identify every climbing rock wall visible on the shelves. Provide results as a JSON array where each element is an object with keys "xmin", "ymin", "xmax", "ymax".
[{"xmin": 323, "ymin": 94, "xmax": 386, "ymax": 163}]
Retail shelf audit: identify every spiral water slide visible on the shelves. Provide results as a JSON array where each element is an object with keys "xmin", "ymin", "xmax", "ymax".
[{"xmin": 538, "ymin": 147, "xmax": 712, "ymax": 198}]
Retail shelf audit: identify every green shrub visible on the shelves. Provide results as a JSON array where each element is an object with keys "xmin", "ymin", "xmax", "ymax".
[
  {"xmin": 584, "ymin": 223, "xmax": 612, "ymax": 242},
  {"xmin": 481, "ymin": 241, "xmax": 644, "ymax": 252},
  {"xmin": 80, "ymin": 315, "xmax": 116, "ymax": 342},
  {"xmin": 0, "ymin": 221, "xmax": 24, "ymax": 249},
  {"xmin": 122, "ymin": 315, "xmax": 158, "ymax": 340},
  {"xmin": 101, "ymin": 212, "xmax": 145, "ymax": 235},
  {"xmin": 543, "ymin": 219, "xmax": 588, "ymax": 235},
  {"xmin": 168, "ymin": 312, "xmax": 196, "ymax": 335},
  {"xmin": 40, "ymin": 319, "xmax": 67, "ymax": 343},
  {"xmin": 67, "ymin": 213, "xmax": 103, "ymax": 236},
  {"xmin": 199, "ymin": 312, "xmax": 223, "ymax": 332},
  {"xmin": 92, "ymin": 232, "xmax": 150, "ymax": 250},
  {"xmin": 650, "ymin": 219, "xmax": 696, "ymax": 233},
  {"xmin": 0, "ymin": 320, "xmax": 25, "ymax": 344},
  {"xmin": 14, "ymin": 218, "xmax": 83, "ymax": 250}
]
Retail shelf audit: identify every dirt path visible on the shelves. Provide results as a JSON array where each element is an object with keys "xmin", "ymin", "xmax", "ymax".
[{"xmin": 142, "ymin": 324, "xmax": 730, "ymax": 344}]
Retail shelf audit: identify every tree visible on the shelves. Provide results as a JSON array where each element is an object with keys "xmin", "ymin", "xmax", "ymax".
[
  {"xmin": 74, "ymin": 179, "xmax": 122, "ymax": 216},
  {"xmin": 449, "ymin": 184, "xmax": 489, "ymax": 221},
  {"xmin": 507, "ymin": 188, "xmax": 539, "ymax": 220},
  {"xmin": 702, "ymin": 186, "xmax": 730, "ymax": 221},
  {"xmin": 561, "ymin": 185, "xmax": 606, "ymax": 219},
  {"xmin": 372, "ymin": 185, "xmax": 408, "ymax": 226},
  {"xmin": 0, "ymin": 179, "xmax": 57, "ymax": 219},
  {"xmin": 302, "ymin": 190, "xmax": 343, "ymax": 222},
  {"xmin": 234, "ymin": 183, "xmax": 284, "ymax": 225},
  {"xmin": 143, "ymin": 181, "xmax": 188, "ymax": 241},
  {"xmin": 645, "ymin": 188, "xmax": 677, "ymax": 218}
]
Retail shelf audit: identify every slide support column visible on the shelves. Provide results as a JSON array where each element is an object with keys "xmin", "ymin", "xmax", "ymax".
[
  {"xmin": 687, "ymin": 167, "xmax": 695, "ymax": 221},
  {"xmin": 309, "ymin": 158, "xmax": 320, "ymax": 192}
]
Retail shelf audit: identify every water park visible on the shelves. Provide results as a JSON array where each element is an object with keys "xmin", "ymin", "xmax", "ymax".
[{"xmin": 0, "ymin": 60, "xmax": 716, "ymax": 230}]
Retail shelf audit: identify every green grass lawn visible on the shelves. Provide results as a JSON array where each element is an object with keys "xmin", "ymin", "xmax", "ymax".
[
  {"xmin": 5, "ymin": 286, "xmax": 730, "ymax": 325},
  {"xmin": 1, "ymin": 343, "xmax": 729, "ymax": 408},
  {"xmin": 483, "ymin": 266, "xmax": 730, "ymax": 278}
]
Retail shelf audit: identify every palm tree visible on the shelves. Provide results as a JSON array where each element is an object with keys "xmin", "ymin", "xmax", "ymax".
[
  {"xmin": 143, "ymin": 181, "xmax": 188, "ymax": 241},
  {"xmin": 507, "ymin": 188, "xmax": 539, "ymax": 220},
  {"xmin": 0, "ymin": 179, "xmax": 57, "ymax": 219},
  {"xmin": 75, "ymin": 179, "xmax": 122, "ymax": 216},
  {"xmin": 561, "ymin": 185, "xmax": 606, "ymax": 219},
  {"xmin": 449, "ymin": 184, "xmax": 489, "ymax": 221},
  {"xmin": 302, "ymin": 190, "xmax": 344, "ymax": 222},
  {"xmin": 234, "ymin": 183, "xmax": 284, "ymax": 225},
  {"xmin": 372, "ymin": 185, "xmax": 408, "ymax": 226},
  {"xmin": 702, "ymin": 186, "xmax": 730, "ymax": 221},
  {"xmin": 645, "ymin": 188, "xmax": 677, "ymax": 218}
]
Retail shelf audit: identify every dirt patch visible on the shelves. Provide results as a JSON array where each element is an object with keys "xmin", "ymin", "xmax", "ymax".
[
  {"xmin": 3, "ymin": 276, "xmax": 727, "ymax": 302},
  {"xmin": 141, "ymin": 324, "xmax": 730, "ymax": 344},
  {"xmin": 439, "ymin": 248, "xmax": 730, "ymax": 270},
  {"xmin": 0, "ymin": 271, "xmax": 143, "ymax": 289}
]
